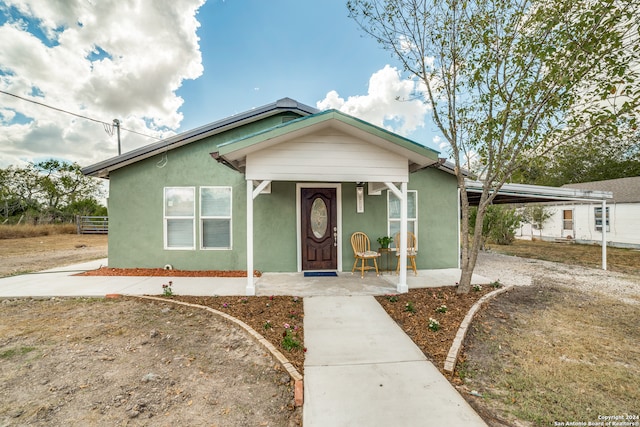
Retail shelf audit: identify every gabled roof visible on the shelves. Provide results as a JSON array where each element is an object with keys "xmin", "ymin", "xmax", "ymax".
[
  {"xmin": 82, "ymin": 98, "xmax": 318, "ymax": 178},
  {"xmin": 562, "ymin": 176, "xmax": 640, "ymax": 203},
  {"xmin": 212, "ymin": 109, "xmax": 440, "ymax": 174}
]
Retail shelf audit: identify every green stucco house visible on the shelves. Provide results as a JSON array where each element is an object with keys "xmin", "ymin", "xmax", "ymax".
[{"xmin": 83, "ymin": 98, "xmax": 460, "ymax": 295}]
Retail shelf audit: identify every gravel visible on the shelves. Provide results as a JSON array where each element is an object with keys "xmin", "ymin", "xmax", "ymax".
[{"xmin": 475, "ymin": 251, "xmax": 640, "ymax": 305}]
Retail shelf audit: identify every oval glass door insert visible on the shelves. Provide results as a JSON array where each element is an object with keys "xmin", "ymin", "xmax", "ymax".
[{"xmin": 310, "ymin": 198, "xmax": 328, "ymax": 239}]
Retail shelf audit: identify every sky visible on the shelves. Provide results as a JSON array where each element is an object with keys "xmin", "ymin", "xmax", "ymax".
[{"xmin": 0, "ymin": 0, "xmax": 443, "ymax": 171}]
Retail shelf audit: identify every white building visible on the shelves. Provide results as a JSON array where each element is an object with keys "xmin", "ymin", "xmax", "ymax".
[{"xmin": 518, "ymin": 176, "xmax": 640, "ymax": 249}]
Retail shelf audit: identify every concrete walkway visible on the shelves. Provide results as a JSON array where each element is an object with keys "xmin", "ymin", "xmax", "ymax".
[{"xmin": 303, "ymin": 296, "xmax": 487, "ymax": 426}]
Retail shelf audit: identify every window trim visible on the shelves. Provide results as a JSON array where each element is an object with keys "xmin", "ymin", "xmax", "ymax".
[
  {"xmin": 200, "ymin": 186, "xmax": 233, "ymax": 250},
  {"xmin": 163, "ymin": 186, "xmax": 196, "ymax": 250},
  {"xmin": 387, "ymin": 190, "xmax": 418, "ymax": 250}
]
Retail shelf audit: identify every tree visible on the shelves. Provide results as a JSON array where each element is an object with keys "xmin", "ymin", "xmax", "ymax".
[
  {"xmin": 512, "ymin": 132, "xmax": 640, "ymax": 186},
  {"xmin": 521, "ymin": 205, "xmax": 554, "ymax": 238},
  {"xmin": 347, "ymin": 0, "xmax": 640, "ymax": 292},
  {"xmin": 470, "ymin": 205, "xmax": 522, "ymax": 248},
  {"xmin": 0, "ymin": 160, "xmax": 105, "ymax": 223}
]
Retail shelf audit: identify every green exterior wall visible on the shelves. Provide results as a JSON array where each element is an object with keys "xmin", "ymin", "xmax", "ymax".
[
  {"xmin": 107, "ymin": 116, "xmax": 459, "ymax": 272},
  {"xmin": 340, "ymin": 170, "xmax": 459, "ymax": 272},
  {"xmin": 107, "ymin": 113, "xmax": 292, "ymax": 270}
]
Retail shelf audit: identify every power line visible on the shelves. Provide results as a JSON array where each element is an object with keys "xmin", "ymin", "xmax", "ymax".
[{"xmin": 0, "ymin": 89, "xmax": 162, "ymax": 140}]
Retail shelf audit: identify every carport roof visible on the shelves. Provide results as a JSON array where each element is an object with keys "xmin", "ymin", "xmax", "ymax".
[{"xmin": 465, "ymin": 180, "xmax": 613, "ymax": 205}]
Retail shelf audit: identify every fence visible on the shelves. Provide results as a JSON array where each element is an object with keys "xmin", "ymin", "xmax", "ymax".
[{"xmin": 77, "ymin": 216, "xmax": 109, "ymax": 234}]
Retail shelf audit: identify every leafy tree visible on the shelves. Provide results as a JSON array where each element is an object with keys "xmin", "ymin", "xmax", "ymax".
[
  {"xmin": 0, "ymin": 160, "xmax": 105, "ymax": 223},
  {"xmin": 470, "ymin": 205, "xmax": 522, "ymax": 248},
  {"xmin": 348, "ymin": 0, "xmax": 640, "ymax": 292},
  {"xmin": 521, "ymin": 205, "xmax": 554, "ymax": 238},
  {"xmin": 512, "ymin": 133, "xmax": 640, "ymax": 186}
]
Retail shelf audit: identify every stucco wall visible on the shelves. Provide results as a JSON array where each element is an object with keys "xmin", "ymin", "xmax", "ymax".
[
  {"xmin": 107, "ymin": 114, "xmax": 291, "ymax": 270},
  {"xmin": 106, "ymin": 118, "xmax": 460, "ymax": 271}
]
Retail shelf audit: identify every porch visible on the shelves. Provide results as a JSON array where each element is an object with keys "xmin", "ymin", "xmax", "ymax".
[
  {"xmin": 254, "ymin": 269, "xmax": 490, "ymax": 297},
  {"xmin": 0, "ymin": 260, "xmax": 490, "ymax": 298}
]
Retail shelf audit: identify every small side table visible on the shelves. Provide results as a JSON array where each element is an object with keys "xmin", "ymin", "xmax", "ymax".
[{"xmin": 378, "ymin": 247, "xmax": 395, "ymax": 274}]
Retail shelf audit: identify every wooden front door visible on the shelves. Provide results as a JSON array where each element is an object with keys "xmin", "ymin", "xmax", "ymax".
[{"xmin": 301, "ymin": 188, "xmax": 338, "ymax": 270}]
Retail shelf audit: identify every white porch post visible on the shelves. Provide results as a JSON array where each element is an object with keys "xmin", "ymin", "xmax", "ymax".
[
  {"xmin": 384, "ymin": 182, "xmax": 409, "ymax": 293},
  {"xmin": 398, "ymin": 182, "xmax": 408, "ymax": 293},
  {"xmin": 246, "ymin": 179, "xmax": 255, "ymax": 295},
  {"xmin": 602, "ymin": 199, "xmax": 607, "ymax": 270}
]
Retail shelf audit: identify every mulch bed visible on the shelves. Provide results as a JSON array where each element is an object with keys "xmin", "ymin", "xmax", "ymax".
[
  {"xmin": 168, "ymin": 295, "xmax": 305, "ymax": 373},
  {"xmin": 376, "ymin": 286, "xmax": 494, "ymax": 373}
]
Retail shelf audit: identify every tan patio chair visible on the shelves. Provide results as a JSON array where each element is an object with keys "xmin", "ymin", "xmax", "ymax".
[
  {"xmin": 350, "ymin": 232, "xmax": 380, "ymax": 278},
  {"xmin": 394, "ymin": 231, "xmax": 418, "ymax": 276}
]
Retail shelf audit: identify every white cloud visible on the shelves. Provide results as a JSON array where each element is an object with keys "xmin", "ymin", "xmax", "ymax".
[
  {"xmin": 0, "ymin": 0, "xmax": 205, "ymax": 168},
  {"xmin": 316, "ymin": 65, "xmax": 430, "ymax": 137}
]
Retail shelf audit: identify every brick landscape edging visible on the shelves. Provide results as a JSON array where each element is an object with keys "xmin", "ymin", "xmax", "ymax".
[
  {"xmin": 443, "ymin": 285, "xmax": 514, "ymax": 374},
  {"xmin": 125, "ymin": 294, "xmax": 304, "ymax": 406}
]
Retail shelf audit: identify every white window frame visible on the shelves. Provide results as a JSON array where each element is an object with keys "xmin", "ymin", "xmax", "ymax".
[
  {"xmin": 200, "ymin": 186, "xmax": 233, "ymax": 250},
  {"xmin": 594, "ymin": 206, "xmax": 610, "ymax": 232},
  {"xmin": 387, "ymin": 190, "xmax": 418, "ymax": 249},
  {"xmin": 164, "ymin": 187, "xmax": 196, "ymax": 250}
]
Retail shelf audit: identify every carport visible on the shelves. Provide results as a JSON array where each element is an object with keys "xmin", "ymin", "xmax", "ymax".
[{"xmin": 464, "ymin": 180, "xmax": 613, "ymax": 269}]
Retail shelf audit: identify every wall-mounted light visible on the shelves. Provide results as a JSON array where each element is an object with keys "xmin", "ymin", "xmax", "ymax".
[{"xmin": 356, "ymin": 183, "xmax": 365, "ymax": 213}]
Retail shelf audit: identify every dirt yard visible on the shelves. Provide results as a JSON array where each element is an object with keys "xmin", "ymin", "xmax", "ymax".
[
  {"xmin": 0, "ymin": 234, "xmax": 108, "ymax": 278},
  {"xmin": 0, "ymin": 234, "xmax": 302, "ymax": 426},
  {"xmin": 0, "ymin": 297, "xmax": 301, "ymax": 426}
]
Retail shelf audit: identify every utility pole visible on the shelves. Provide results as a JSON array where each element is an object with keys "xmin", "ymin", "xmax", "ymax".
[{"xmin": 113, "ymin": 119, "xmax": 121, "ymax": 155}]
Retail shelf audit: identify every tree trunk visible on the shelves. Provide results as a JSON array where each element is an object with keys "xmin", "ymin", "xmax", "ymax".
[{"xmin": 457, "ymin": 223, "xmax": 483, "ymax": 293}]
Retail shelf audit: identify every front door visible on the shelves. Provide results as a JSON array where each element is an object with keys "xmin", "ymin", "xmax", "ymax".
[{"xmin": 301, "ymin": 188, "xmax": 338, "ymax": 270}]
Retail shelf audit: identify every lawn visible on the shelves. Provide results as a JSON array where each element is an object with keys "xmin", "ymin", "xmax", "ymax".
[{"xmin": 487, "ymin": 238, "xmax": 640, "ymax": 275}]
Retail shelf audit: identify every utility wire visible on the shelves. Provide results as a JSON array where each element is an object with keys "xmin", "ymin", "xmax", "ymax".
[{"xmin": 0, "ymin": 89, "xmax": 162, "ymax": 140}]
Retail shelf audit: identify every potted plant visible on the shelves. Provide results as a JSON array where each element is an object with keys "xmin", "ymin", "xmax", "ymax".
[{"xmin": 377, "ymin": 236, "xmax": 393, "ymax": 249}]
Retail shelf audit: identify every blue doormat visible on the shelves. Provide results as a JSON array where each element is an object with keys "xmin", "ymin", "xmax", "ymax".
[{"xmin": 304, "ymin": 271, "xmax": 338, "ymax": 277}]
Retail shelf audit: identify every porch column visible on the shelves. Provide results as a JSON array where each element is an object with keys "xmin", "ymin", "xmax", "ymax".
[
  {"xmin": 398, "ymin": 182, "xmax": 408, "ymax": 293},
  {"xmin": 246, "ymin": 179, "xmax": 255, "ymax": 295},
  {"xmin": 602, "ymin": 199, "xmax": 607, "ymax": 270}
]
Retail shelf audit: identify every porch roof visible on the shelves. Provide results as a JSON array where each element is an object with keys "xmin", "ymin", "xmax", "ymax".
[{"xmin": 212, "ymin": 109, "xmax": 441, "ymax": 181}]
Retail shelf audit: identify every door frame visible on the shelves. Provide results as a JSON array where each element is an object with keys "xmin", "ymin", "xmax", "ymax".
[{"xmin": 296, "ymin": 183, "xmax": 342, "ymax": 272}]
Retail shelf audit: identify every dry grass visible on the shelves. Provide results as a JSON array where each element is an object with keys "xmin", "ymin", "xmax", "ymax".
[
  {"xmin": 462, "ymin": 284, "xmax": 640, "ymax": 426},
  {"xmin": 0, "ymin": 223, "xmax": 77, "ymax": 239},
  {"xmin": 487, "ymin": 239, "xmax": 640, "ymax": 275}
]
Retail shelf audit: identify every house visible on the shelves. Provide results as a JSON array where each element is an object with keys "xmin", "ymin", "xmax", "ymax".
[
  {"xmin": 516, "ymin": 176, "xmax": 640, "ymax": 249},
  {"xmin": 83, "ymin": 98, "xmax": 461, "ymax": 295}
]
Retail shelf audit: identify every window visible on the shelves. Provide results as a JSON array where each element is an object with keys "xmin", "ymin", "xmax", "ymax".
[
  {"xmin": 594, "ymin": 206, "xmax": 610, "ymax": 232},
  {"xmin": 201, "ymin": 186, "xmax": 232, "ymax": 249},
  {"xmin": 387, "ymin": 190, "xmax": 418, "ymax": 247},
  {"xmin": 164, "ymin": 187, "xmax": 195, "ymax": 249}
]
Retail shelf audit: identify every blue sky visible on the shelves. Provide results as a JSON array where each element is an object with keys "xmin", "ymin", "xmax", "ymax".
[
  {"xmin": 0, "ymin": 0, "xmax": 441, "ymax": 169},
  {"xmin": 178, "ymin": 0, "xmax": 395, "ymax": 128}
]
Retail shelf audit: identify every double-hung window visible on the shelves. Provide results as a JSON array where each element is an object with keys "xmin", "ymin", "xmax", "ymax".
[
  {"xmin": 387, "ymin": 190, "xmax": 418, "ymax": 247},
  {"xmin": 594, "ymin": 206, "xmax": 610, "ymax": 232},
  {"xmin": 201, "ymin": 186, "xmax": 232, "ymax": 250},
  {"xmin": 164, "ymin": 187, "xmax": 195, "ymax": 249}
]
